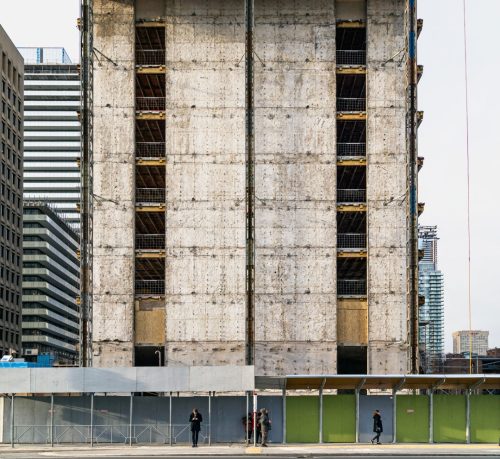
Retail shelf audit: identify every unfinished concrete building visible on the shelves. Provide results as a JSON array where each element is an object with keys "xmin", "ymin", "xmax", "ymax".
[{"xmin": 84, "ymin": 0, "xmax": 423, "ymax": 374}]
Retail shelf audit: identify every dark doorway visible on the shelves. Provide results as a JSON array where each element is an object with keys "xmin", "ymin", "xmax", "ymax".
[
  {"xmin": 134, "ymin": 346, "xmax": 164, "ymax": 367},
  {"xmin": 337, "ymin": 346, "xmax": 367, "ymax": 374}
]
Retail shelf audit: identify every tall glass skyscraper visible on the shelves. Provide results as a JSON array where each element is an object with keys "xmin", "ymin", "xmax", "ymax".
[
  {"xmin": 19, "ymin": 47, "xmax": 80, "ymax": 232},
  {"xmin": 418, "ymin": 226, "xmax": 445, "ymax": 373}
]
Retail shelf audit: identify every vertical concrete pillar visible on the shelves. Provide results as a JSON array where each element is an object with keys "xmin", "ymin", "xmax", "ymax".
[
  {"xmin": 366, "ymin": 0, "xmax": 410, "ymax": 374},
  {"xmin": 92, "ymin": 0, "xmax": 136, "ymax": 366},
  {"xmin": 253, "ymin": 0, "xmax": 337, "ymax": 376},
  {"xmin": 164, "ymin": 0, "xmax": 247, "ymax": 366}
]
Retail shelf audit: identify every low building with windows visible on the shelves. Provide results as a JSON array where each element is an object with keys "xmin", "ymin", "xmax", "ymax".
[{"xmin": 22, "ymin": 202, "xmax": 79, "ymax": 364}]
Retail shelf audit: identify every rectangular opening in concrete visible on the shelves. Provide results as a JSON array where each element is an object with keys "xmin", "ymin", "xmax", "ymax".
[
  {"xmin": 336, "ymin": 27, "xmax": 366, "ymax": 66},
  {"xmin": 337, "ymin": 120, "xmax": 366, "ymax": 157},
  {"xmin": 337, "ymin": 345, "xmax": 367, "ymax": 374},
  {"xmin": 135, "ymin": 26, "xmax": 165, "ymax": 66},
  {"xmin": 337, "ymin": 74, "xmax": 366, "ymax": 112},
  {"xmin": 337, "ymin": 258, "xmax": 366, "ymax": 297},
  {"xmin": 135, "ymin": 345, "xmax": 164, "ymax": 367},
  {"xmin": 337, "ymin": 165, "xmax": 366, "ymax": 203}
]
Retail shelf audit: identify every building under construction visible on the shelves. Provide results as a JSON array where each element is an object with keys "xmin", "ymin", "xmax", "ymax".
[{"xmin": 81, "ymin": 0, "xmax": 424, "ymax": 374}]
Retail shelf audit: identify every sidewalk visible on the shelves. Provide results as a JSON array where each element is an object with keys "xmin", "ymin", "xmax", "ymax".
[{"xmin": 0, "ymin": 443, "xmax": 498, "ymax": 456}]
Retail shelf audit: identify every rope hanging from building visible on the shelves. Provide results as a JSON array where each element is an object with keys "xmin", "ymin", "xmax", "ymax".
[{"xmin": 462, "ymin": 0, "xmax": 474, "ymax": 374}]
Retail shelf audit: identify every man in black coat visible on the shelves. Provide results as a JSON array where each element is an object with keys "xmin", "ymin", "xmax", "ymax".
[
  {"xmin": 371, "ymin": 410, "xmax": 383, "ymax": 444},
  {"xmin": 189, "ymin": 408, "xmax": 203, "ymax": 447}
]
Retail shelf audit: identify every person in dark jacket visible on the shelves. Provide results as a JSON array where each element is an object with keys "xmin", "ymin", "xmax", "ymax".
[
  {"xmin": 371, "ymin": 410, "xmax": 383, "ymax": 444},
  {"xmin": 259, "ymin": 408, "xmax": 271, "ymax": 447},
  {"xmin": 189, "ymin": 408, "xmax": 203, "ymax": 447}
]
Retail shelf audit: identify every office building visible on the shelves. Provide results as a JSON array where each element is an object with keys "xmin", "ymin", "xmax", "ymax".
[
  {"xmin": 418, "ymin": 225, "xmax": 444, "ymax": 372},
  {"xmin": 84, "ymin": 0, "xmax": 424, "ymax": 374},
  {"xmin": 453, "ymin": 330, "xmax": 489, "ymax": 356},
  {"xmin": 19, "ymin": 47, "xmax": 80, "ymax": 232},
  {"xmin": 0, "ymin": 25, "xmax": 23, "ymax": 357},
  {"xmin": 22, "ymin": 202, "xmax": 79, "ymax": 364}
]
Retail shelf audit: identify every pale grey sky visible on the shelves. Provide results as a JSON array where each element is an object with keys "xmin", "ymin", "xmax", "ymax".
[{"xmin": 0, "ymin": 1, "xmax": 497, "ymax": 351}]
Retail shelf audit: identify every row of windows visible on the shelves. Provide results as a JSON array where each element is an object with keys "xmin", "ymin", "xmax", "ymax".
[
  {"xmin": 2, "ymin": 99, "xmax": 21, "ymax": 131},
  {"xmin": 0, "ymin": 120, "xmax": 21, "ymax": 150},
  {"xmin": 0, "ymin": 331, "xmax": 20, "ymax": 346},
  {"xmin": 0, "ymin": 162, "xmax": 22, "ymax": 186},
  {"xmin": 1, "ymin": 77, "xmax": 22, "ymax": 109},
  {"xmin": 0, "ymin": 244, "xmax": 21, "ymax": 266},
  {"xmin": 0, "ymin": 288, "xmax": 20, "ymax": 305},
  {"xmin": 0, "ymin": 308, "xmax": 19, "ymax": 325},
  {"xmin": 0, "ymin": 223, "xmax": 21, "ymax": 246},
  {"xmin": 1, "ymin": 52, "xmax": 22, "ymax": 91},
  {"xmin": 0, "ymin": 203, "xmax": 21, "ymax": 228},
  {"xmin": 1, "ymin": 140, "xmax": 22, "ymax": 169},
  {"xmin": 0, "ymin": 266, "xmax": 20, "ymax": 285},
  {"xmin": 0, "ymin": 184, "xmax": 21, "ymax": 209}
]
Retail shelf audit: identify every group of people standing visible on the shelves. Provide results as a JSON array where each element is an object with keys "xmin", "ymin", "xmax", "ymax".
[{"xmin": 242, "ymin": 408, "xmax": 271, "ymax": 446}]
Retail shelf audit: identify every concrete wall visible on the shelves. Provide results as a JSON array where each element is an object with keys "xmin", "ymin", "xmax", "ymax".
[
  {"xmin": 253, "ymin": 0, "xmax": 337, "ymax": 375},
  {"xmin": 366, "ymin": 0, "xmax": 409, "ymax": 373},
  {"xmin": 92, "ymin": 0, "xmax": 136, "ymax": 366},
  {"xmin": 164, "ymin": 0, "xmax": 247, "ymax": 366}
]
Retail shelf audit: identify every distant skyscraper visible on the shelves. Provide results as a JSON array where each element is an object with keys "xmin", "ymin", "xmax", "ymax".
[
  {"xmin": 0, "ymin": 26, "xmax": 24, "ymax": 356},
  {"xmin": 22, "ymin": 202, "xmax": 80, "ymax": 364},
  {"xmin": 453, "ymin": 330, "xmax": 489, "ymax": 356},
  {"xmin": 19, "ymin": 47, "xmax": 80, "ymax": 232},
  {"xmin": 418, "ymin": 226, "xmax": 444, "ymax": 372}
]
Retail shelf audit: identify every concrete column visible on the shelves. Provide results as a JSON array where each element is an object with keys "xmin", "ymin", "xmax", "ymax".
[
  {"xmin": 366, "ymin": 0, "xmax": 410, "ymax": 374},
  {"xmin": 92, "ymin": 0, "xmax": 136, "ymax": 366},
  {"xmin": 164, "ymin": 0, "xmax": 247, "ymax": 366},
  {"xmin": 253, "ymin": 0, "xmax": 337, "ymax": 375}
]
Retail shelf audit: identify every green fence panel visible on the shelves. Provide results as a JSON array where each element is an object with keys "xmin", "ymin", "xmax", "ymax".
[
  {"xmin": 433, "ymin": 395, "xmax": 466, "ymax": 443},
  {"xmin": 323, "ymin": 395, "xmax": 356, "ymax": 443},
  {"xmin": 396, "ymin": 395, "xmax": 429, "ymax": 443},
  {"xmin": 286, "ymin": 396, "xmax": 319, "ymax": 443},
  {"xmin": 470, "ymin": 395, "xmax": 500, "ymax": 443}
]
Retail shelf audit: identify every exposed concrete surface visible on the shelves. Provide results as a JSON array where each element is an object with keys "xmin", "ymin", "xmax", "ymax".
[
  {"xmin": 253, "ymin": 0, "xmax": 337, "ymax": 375},
  {"xmin": 164, "ymin": 0, "xmax": 247, "ymax": 366},
  {"xmin": 92, "ymin": 0, "xmax": 136, "ymax": 366},
  {"xmin": 366, "ymin": 0, "xmax": 409, "ymax": 374}
]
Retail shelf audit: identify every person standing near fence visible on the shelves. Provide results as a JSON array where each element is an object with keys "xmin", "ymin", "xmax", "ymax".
[
  {"xmin": 371, "ymin": 409, "xmax": 383, "ymax": 445},
  {"xmin": 259, "ymin": 408, "xmax": 271, "ymax": 447},
  {"xmin": 189, "ymin": 408, "xmax": 203, "ymax": 447}
]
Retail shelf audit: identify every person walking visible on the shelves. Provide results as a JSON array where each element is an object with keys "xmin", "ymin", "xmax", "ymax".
[
  {"xmin": 189, "ymin": 408, "xmax": 203, "ymax": 447},
  {"xmin": 242, "ymin": 412, "xmax": 253, "ymax": 443},
  {"xmin": 371, "ymin": 410, "xmax": 383, "ymax": 444},
  {"xmin": 259, "ymin": 408, "xmax": 271, "ymax": 447},
  {"xmin": 255, "ymin": 410, "xmax": 262, "ymax": 444}
]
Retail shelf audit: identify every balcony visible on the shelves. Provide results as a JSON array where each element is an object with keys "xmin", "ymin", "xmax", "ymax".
[
  {"xmin": 136, "ymin": 50, "xmax": 165, "ymax": 67},
  {"xmin": 337, "ymin": 98, "xmax": 366, "ymax": 112},
  {"xmin": 336, "ymin": 50, "xmax": 366, "ymax": 66},
  {"xmin": 136, "ymin": 142, "xmax": 165, "ymax": 158},
  {"xmin": 136, "ymin": 97, "xmax": 165, "ymax": 112},
  {"xmin": 135, "ymin": 280, "xmax": 165, "ymax": 296},
  {"xmin": 136, "ymin": 234, "xmax": 165, "ymax": 251},
  {"xmin": 338, "ymin": 279, "xmax": 367, "ymax": 296},
  {"xmin": 337, "ymin": 233, "xmax": 366, "ymax": 250},
  {"xmin": 337, "ymin": 189, "xmax": 366, "ymax": 203},
  {"xmin": 337, "ymin": 142, "xmax": 366, "ymax": 157}
]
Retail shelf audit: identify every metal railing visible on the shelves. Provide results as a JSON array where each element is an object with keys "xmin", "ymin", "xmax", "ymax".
[
  {"xmin": 336, "ymin": 50, "xmax": 366, "ymax": 66},
  {"xmin": 136, "ymin": 234, "xmax": 165, "ymax": 250},
  {"xmin": 13, "ymin": 424, "xmax": 209, "ymax": 445},
  {"xmin": 136, "ymin": 97, "xmax": 165, "ymax": 111},
  {"xmin": 337, "ymin": 188, "xmax": 366, "ymax": 203},
  {"xmin": 337, "ymin": 143, "xmax": 366, "ymax": 157},
  {"xmin": 136, "ymin": 50, "xmax": 165, "ymax": 66},
  {"xmin": 337, "ymin": 98, "xmax": 366, "ymax": 112},
  {"xmin": 338, "ymin": 233, "xmax": 366, "ymax": 249},
  {"xmin": 135, "ymin": 280, "xmax": 165, "ymax": 295},
  {"xmin": 136, "ymin": 188, "xmax": 165, "ymax": 203},
  {"xmin": 337, "ymin": 279, "xmax": 366, "ymax": 296},
  {"xmin": 136, "ymin": 142, "xmax": 166, "ymax": 158}
]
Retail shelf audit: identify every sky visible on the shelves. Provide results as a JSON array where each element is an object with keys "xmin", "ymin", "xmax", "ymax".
[{"xmin": 0, "ymin": 0, "xmax": 498, "ymax": 352}]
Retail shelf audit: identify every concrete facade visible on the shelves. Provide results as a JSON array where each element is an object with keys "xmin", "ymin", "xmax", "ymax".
[{"xmin": 90, "ymin": 0, "xmax": 416, "ymax": 374}]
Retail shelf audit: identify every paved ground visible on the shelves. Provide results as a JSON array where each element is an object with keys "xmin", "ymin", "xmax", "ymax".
[{"xmin": 0, "ymin": 444, "xmax": 498, "ymax": 458}]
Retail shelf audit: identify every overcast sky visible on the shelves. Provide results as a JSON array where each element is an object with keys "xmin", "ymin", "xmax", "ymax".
[{"xmin": 0, "ymin": 1, "xmax": 497, "ymax": 352}]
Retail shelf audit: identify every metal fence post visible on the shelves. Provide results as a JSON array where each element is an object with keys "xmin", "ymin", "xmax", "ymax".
[
  {"xmin": 10, "ymin": 394, "xmax": 14, "ymax": 448},
  {"xmin": 208, "ymin": 391, "xmax": 212, "ymax": 446},
  {"xmin": 169, "ymin": 391, "xmax": 172, "ymax": 446},
  {"xmin": 253, "ymin": 391, "xmax": 257, "ymax": 447},
  {"xmin": 466, "ymin": 389, "xmax": 471, "ymax": 444},
  {"xmin": 282, "ymin": 387, "xmax": 286, "ymax": 444},
  {"xmin": 90, "ymin": 393, "xmax": 94, "ymax": 447},
  {"xmin": 429, "ymin": 390, "xmax": 433, "ymax": 444},
  {"xmin": 355, "ymin": 388, "xmax": 360, "ymax": 443},
  {"xmin": 319, "ymin": 378, "xmax": 326, "ymax": 444},
  {"xmin": 50, "ymin": 394, "xmax": 54, "ymax": 447},
  {"xmin": 129, "ymin": 393, "xmax": 133, "ymax": 446},
  {"xmin": 245, "ymin": 392, "xmax": 249, "ymax": 445},
  {"xmin": 392, "ymin": 389, "xmax": 397, "ymax": 444}
]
